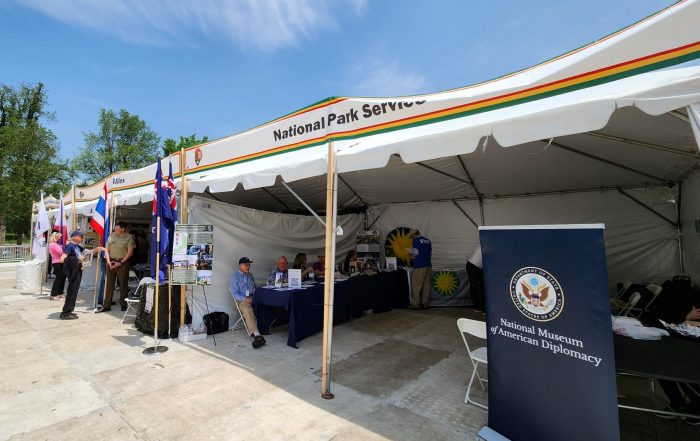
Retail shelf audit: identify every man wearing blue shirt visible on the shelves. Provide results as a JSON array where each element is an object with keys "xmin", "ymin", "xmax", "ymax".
[
  {"xmin": 229, "ymin": 257, "xmax": 266, "ymax": 349},
  {"xmin": 410, "ymin": 230, "xmax": 432, "ymax": 309}
]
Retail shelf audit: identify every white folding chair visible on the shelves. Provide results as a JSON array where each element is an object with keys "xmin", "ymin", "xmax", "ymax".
[
  {"xmin": 229, "ymin": 286, "xmax": 251, "ymax": 335},
  {"xmin": 610, "ymin": 280, "xmax": 633, "ymax": 314},
  {"xmin": 121, "ymin": 297, "xmax": 140, "ymax": 324},
  {"xmin": 457, "ymin": 318, "xmax": 488, "ymax": 410},
  {"xmin": 619, "ymin": 292, "xmax": 642, "ymax": 317}
]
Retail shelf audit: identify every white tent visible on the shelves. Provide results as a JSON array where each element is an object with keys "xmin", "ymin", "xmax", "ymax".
[{"xmin": 50, "ymin": 0, "xmax": 700, "ymax": 396}]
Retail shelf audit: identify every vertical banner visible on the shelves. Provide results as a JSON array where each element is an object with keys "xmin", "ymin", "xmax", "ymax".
[{"xmin": 479, "ymin": 224, "xmax": 619, "ymax": 441}]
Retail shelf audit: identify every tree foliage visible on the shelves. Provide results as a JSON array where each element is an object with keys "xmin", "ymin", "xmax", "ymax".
[
  {"xmin": 163, "ymin": 134, "xmax": 208, "ymax": 157},
  {"xmin": 0, "ymin": 83, "xmax": 70, "ymax": 243},
  {"xmin": 72, "ymin": 108, "xmax": 161, "ymax": 183}
]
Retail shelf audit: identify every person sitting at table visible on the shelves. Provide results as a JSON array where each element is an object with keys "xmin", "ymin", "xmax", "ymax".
[
  {"xmin": 645, "ymin": 279, "xmax": 700, "ymax": 421},
  {"xmin": 343, "ymin": 249, "xmax": 357, "ymax": 274},
  {"xmin": 312, "ymin": 254, "xmax": 326, "ymax": 277},
  {"xmin": 292, "ymin": 253, "xmax": 314, "ymax": 280},
  {"xmin": 229, "ymin": 257, "xmax": 266, "ymax": 349},
  {"xmin": 268, "ymin": 255, "xmax": 289, "ymax": 285}
]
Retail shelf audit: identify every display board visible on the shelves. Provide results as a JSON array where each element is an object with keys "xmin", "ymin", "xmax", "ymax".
[
  {"xmin": 356, "ymin": 230, "xmax": 380, "ymax": 268},
  {"xmin": 172, "ymin": 224, "xmax": 214, "ymax": 285}
]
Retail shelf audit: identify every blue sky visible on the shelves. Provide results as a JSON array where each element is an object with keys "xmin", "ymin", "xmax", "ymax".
[{"xmin": 0, "ymin": 0, "xmax": 676, "ymax": 159}]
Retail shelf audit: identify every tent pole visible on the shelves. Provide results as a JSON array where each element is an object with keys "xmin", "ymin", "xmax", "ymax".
[
  {"xmin": 677, "ymin": 182, "xmax": 685, "ymax": 273},
  {"xmin": 71, "ymin": 185, "xmax": 77, "ymax": 231},
  {"xmin": 321, "ymin": 141, "xmax": 337, "ymax": 400},
  {"xmin": 180, "ymin": 148, "xmax": 188, "ymax": 328},
  {"xmin": 281, "ymin": 180, "xmax": 325, "ymax": 227}
]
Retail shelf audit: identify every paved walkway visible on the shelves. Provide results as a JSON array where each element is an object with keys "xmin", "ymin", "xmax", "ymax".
[
  {"xmin": 0, "ymin": 263, "xmax": 486, "ymax": 440},
  {"xmin": 1, "ymin": 262, "xmax": 697, "ymax": 440}
]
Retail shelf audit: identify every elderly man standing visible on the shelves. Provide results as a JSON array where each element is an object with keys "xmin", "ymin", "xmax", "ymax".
[
  {"xmin": 58, "ymin": 231, "xmax": 86, "ymax": 320},
  {"xmin": 97, "ymin": 221, "xmax": 135, "ymax": 313},
  {"xmin": 230, "ymin": 257, "xmax": 266, "ymax": 349}
]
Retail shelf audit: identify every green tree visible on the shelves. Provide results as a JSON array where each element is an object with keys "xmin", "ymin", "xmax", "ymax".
[
  {"xmin": 0, "ymin": 83, "xmax": 70, "ymax": 244},
  {"xmin": 72, "ymin": 108, "xmax": 161, "ymax": 183},
  {"xmin": 163, "ymin": 134, "xmax": 208, "ymax": 156}
]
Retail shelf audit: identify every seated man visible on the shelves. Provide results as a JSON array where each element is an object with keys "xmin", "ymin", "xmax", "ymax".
[
  {"xmin": 268, "ymin": 255, "xmax": 289, "ymax": 285},
  {"xmin": 229, "ymin": 257, "xmax": 266, "ymax": 349},
  {"xmin": 312, "ymin": 254, "xmax": 325, "ymax": 277}
]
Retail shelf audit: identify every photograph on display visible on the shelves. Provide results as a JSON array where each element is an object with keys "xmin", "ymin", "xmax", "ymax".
[{"xmin": 172, "ymin": 224, "xmax": 214, "ymax": 285}]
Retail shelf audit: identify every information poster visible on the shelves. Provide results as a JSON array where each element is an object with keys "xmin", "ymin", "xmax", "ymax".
[
  {"xmin": 288, "ymin": 269, "xmax": 302, "ymax": 289},
  {"xmin": 479, "ymin": 225, "xmax": 619, "ymax": 441},
  {"xmin": 172, "ymin": 224, "xmax": 214, "ymax": 285}
]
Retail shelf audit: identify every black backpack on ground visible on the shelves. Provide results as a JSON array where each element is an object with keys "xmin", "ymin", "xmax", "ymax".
[{"xmin": 203, "ymin": 311, "xmax": 229, "ymax": 335}]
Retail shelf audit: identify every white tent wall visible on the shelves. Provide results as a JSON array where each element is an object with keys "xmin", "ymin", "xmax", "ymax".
[
  {"xmin": 369, "ymin": 187, "xmax": 680, "ymax": 286},
  {"xmin": 681, "ymin": 170, "xmax": 700, "ymax": 283},
  {"xmin": 187, "ymin": 196, "xmax": 364, "ymax": 329}
]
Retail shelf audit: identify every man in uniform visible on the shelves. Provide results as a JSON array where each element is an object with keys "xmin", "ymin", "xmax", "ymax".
[{"xmin": 98, "ymin": 221, "xmax": 135, "ymax": 312}]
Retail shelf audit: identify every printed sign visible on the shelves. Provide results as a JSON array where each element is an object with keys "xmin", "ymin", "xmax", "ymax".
[
  {"xmin": 479, "ymin": 225, "xmax": 619, "ymax": 441},
  {"xmin": 288, "ymin": 269, "xmax": 302, "ymax": 289},
  {"xmin": 145, "ymin": 285, "xmax": 154, "ymax": 313},
  {"xmin": 172, "ymin": 224, "xmax": 214, "ymax": 285}
]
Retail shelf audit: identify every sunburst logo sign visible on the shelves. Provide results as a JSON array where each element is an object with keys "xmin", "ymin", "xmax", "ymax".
[
  {"xmin": 384, "ymin": 227, "xmax": 416, "ymax": 267},
  {"xmin": 432, "ymin": 271, "xmax": 460, "ymax": 297}
]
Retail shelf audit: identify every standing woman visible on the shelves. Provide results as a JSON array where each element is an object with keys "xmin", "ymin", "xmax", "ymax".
[{"xmin": 49, "ymin": 232, "xmax": 66, "ymax": 300}]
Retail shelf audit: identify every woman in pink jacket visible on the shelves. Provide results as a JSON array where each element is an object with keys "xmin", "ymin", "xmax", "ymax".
[{"xmin": 48, "ymin": 232, "xmax": 66, "ymax": 300}]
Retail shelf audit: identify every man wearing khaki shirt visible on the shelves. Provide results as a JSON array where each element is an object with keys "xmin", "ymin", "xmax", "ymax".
[{"xmin": 98, "ymin": 221, "xmax": 135, "ymax": 312}]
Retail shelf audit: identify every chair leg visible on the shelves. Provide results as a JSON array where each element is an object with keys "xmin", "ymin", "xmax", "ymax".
[{"xmin": 465, "ymin": 362, "xmax": 488, "ymax": 410}]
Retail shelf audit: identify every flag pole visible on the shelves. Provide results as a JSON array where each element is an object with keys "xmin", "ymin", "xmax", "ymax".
[
  {"xmin": 93, "ymin": 253, "xmax": 101, "ymax": 309},
  {"xmin": 179, "ymin": 148, "xmax": 188, "ymax": 328},
  {"xmin": 144, "ymin": 163, "xmax": 168, "ymax": 355}
]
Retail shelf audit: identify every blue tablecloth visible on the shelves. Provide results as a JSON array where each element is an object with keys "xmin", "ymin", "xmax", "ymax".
[{"xmin": 254, "ymin": 270, "xmax": 409, "ymax": 348}]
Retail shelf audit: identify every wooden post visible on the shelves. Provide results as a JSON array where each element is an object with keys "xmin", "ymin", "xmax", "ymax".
[
  {"xmin": 321, "ymin": 142, "xmax": 337, "ymax": 399},
  {"xmin": 180, "ymin": 148, "xmax": 188, "ymax": 327}
]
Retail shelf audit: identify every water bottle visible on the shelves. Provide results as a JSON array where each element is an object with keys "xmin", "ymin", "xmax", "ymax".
[{"xmin": 309, "ymin": 270, "xmax": 315, "ymax": 282}]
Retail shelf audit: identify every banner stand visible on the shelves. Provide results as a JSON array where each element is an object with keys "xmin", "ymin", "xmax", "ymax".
[{"xmin": 200, "ymin": 283, "xmax": 216, "ymax": 346}]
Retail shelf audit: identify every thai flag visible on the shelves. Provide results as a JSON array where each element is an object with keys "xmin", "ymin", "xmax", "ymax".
[
  {"xmin": 89, "ymin": 181, "xmax": 109, "ymax": 246},
  {"xmin": 53, "ymin": 192, "xmax": 68, "ymax": 245}
]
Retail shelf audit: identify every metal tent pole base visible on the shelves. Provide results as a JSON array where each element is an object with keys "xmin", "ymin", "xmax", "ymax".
[
  {"xmin": 322, "ymin": 392, "xmax": 335, "ymax": 400},
  {"xmin": 142, "ymin": 346, "xmax": 169, "ymax": 354}
]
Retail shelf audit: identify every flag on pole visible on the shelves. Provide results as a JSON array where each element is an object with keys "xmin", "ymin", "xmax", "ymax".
[
  {"xmin": 151, "ymin": 160, "xmax": 175, "ymax": 280},
  {"xmin": 167, "ymin": 159, "xmax": 178, "ymax": 222},
  {"xmin": 53, "ymin": 192, "xmax": 68, "ymax": 245},
  {"xmin": 32, "ymin": 193, "xmax": 50, "ymax": 261},
  {"xmin": 89, "ymin": 181, "xmax": 110, "ymax": 246}
]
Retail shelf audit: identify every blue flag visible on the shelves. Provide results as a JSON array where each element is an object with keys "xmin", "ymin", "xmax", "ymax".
[{"xmin": 150, "ymin": 160, "xmax": 175, "ymax": 280}]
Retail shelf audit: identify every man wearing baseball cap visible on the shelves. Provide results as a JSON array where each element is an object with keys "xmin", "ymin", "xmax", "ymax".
[
  {"xmin": 58, "ymin": 230, "xmax": 85, "ymax": 320},
  {"xmin": 229, "ymin": 257, "xmax": 266, "ymax": 349}
]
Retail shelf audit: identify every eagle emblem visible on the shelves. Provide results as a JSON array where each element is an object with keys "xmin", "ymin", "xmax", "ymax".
[
  {"xmin": 510, "ymin": 267, "xmax": 564, "ymax": 322},
  {"xmin": 521, "ymin": 279, "xmax": 550, "ymax": 307}
]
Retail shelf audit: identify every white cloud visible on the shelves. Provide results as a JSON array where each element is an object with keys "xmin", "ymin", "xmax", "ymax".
[
  {"xmin": 11, "ymin": 0, "xmax": 365, "ymax": 51},
  {"xmin": 348, "ymin": 59, "xmax": 428, "ymax": 97}
]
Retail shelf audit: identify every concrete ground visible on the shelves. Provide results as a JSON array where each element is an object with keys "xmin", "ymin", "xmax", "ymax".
[{"xmin": 0, "ymin": 262, "xmax": 698, "ymax": 441}]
